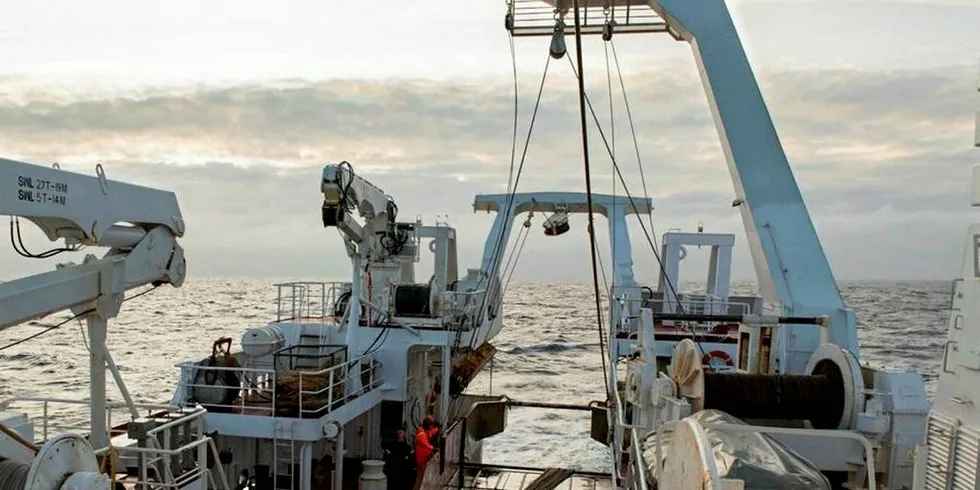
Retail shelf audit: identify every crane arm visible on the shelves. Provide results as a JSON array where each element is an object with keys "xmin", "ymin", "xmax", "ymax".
[
  {"xmin": 0, "ymin": 157, "xmax": 186, "ymax": 451},
  {"xmin": 646, "ymin": 0, "xmax": 858, "ymax": 373},
  {"xmin": 321, "ymin": 161, "xmax": 402, "ymax": 257},
  {"xmin": 1, "ymin": 157, "xmax": 184, "ymax": 245},
  {"xmin": 0, "ymin": 158, "xmax": 186, "ymax": 331}
]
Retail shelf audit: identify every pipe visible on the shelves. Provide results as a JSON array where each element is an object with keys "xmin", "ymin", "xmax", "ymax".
[
  {"xmin": 333, "ymin": 424, "xmax": 344, "ymax": 490},
  {"xmin": 104, "ymin": 347, "xmax": 140, "ymax": 420},
  {"xmin": 441, "ymin": 341, "xmax": 450, "ymax": 426},
  {"xmin": 653, "ymin": 313, "xmax": 826, "ymax": 325},
  {"xmin": 503, "ymin": 400, "xmax": 595, "ymax": 411}
]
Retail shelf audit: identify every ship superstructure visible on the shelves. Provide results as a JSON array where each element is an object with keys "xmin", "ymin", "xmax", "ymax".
[{"xmin": 0, "ymin": 1, "xmax": 971, "ymax": 490}]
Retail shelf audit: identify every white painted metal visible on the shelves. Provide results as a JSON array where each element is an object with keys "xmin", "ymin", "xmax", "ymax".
[
  {"xmin": 0, "ymin": 158, "xmax": 230, "ymax": 489},
  {"xmin": 659, "ymin": 419, "xmax": 723, "ymax": 490},
  {"xmin": 641, "ymin": 0, "xmax": 858, "ymax": 374},
  {"xmin": 803, "ymin": 343, "xmax": 864, "ymax": 430},
  {"xmin": 21, "ymin": 433, "xmax": 107, "ymax": 490},
  {"xmin": 156, "ymin": 163, "xmax": 511, "ymax": 490},
  {"xmin": 359, "ymin": 460, "xmax": 387, "ymax": 490},
  {"xmin": 0, "ymin": 412, "xmax": 34, "ymax": 466},
  {"xmin": 1, "ymin": 1, "xmax": 948, "ymax": 488},
  {"xmin": 909, "ymin": 60, "xmax": 980, "ymax": 490},
  {"xmin": 635, "ymin": 305, "xmax": 925, "ymax": 488},
  {"xmin": 911, "ymin": 158, "xmax": 980, "ymax": 488},
  {"xmin": 0, "ymin": 157, "xmax": 184, "ymax": 245},
  {"xmin": 274, "ymin": 422, "xmax": 296, "ymax": 490},
  {"xmin": 474, "ymin": 192, "xmax": 650, "ymax": 288},
  {"xmin": 658, "ymin": 231, "xmax": 734, "ymax": 313},
  {"xmin": 0, "ymin": 159, "xmax": 188, "ymax": 449}
]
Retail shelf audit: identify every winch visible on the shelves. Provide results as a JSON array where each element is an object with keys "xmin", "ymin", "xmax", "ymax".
[{"xmin": 0, "ymin": 434, "xmax": 110, "ymax": 490}]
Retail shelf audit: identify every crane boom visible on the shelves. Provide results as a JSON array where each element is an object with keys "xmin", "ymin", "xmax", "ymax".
[
  {"xmin": 0, "ymin": 157, "xmax": 187, "ymax": 449},
  {"xmin": 321, "ymin": 162, "xmax": 392, "ymax": 238},
  {"xmin": 644, "ymin": 0, "xmax": 858, "ymax": 374},
  {"xmin": 0, "ymin": 157, "xmax": 184, "ymax": 245}
]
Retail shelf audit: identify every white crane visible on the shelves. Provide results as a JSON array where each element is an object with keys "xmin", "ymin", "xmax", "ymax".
[{"xmin": 0, "ymin": 157, "xmax": 187, "ymax": 489}]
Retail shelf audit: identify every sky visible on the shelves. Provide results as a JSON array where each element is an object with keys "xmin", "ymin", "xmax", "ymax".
[{"xmin": 0, "ymin": 0, "xmax": 978, "ymax": 284}]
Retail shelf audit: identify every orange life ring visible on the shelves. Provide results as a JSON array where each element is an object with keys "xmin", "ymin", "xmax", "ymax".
[{"xmin": 702, "ymin": 349, "xmax": 734, "ymax": 367}]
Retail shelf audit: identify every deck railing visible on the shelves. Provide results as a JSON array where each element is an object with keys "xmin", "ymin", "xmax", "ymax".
[
  {"xmin": 173, "ymin": 351, "xmax": 382, "ymax": 419},
  {"xmin": 274, "ymin": 281, "xmax": 350, "ymax": 322},
  {"xmin": 173, "ymin": 361, "xmax": 277, "ymax": 415},
  {"xmin": 0, "ymin": 396, "xmax": 180, "ymax": 442},
  {"xmin": 613, "ymin": 295, "xmax": 753, "ymax": 337},
  {"xmin": 0, "ymin": 399, "xmax": 231, "ymax": 489},
  {"xmin": 297, "ymin": 353, "xmax": 383, "ymax": 418},
  {"xmin": 94, "ymin": 408, "xmax": 231, "ymax": 490}
]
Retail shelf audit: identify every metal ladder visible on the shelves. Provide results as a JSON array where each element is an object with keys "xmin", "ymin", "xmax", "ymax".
[{"xmin": 273, "ymin": 422, "xmax": 296, "ymax": 490}]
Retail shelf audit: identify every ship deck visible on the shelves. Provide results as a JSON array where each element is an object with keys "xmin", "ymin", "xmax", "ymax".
[{"xmin": 447, "ymin": 465, "xmax": 613, "ymax": 490}]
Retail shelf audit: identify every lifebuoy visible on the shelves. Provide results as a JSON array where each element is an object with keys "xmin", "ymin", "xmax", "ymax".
[{"xmin": 701, "ymin": 349, "xmax": 734, "ymax": 367}]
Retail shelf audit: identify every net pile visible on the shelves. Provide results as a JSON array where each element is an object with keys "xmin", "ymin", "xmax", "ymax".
[{"xmin": 275, "ymin": 370, "xmax": 347, "ymax": 417}]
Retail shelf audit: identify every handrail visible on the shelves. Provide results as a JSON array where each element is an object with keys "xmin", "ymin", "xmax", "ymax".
[
  {"xmin": 173, "ymin": 362, "xmax": 276, "ymax": 414},
  {"xmin": 173, "ymin": 352, "xmax": 382, "ymax": 418},
  {"xmin": 1, "ymin": 396, "xmax": 174, "ymax": 411},
  {"xmin": 94, "ymin": 436, "xmax": 231, "ymax": 489},
  {"xmin": 1, "ymin": 396, "xmax": 189, "ymax": 441},
  {"xmin": 145, "ymin": 407, "xmax": 207, "ymax": 436},
  {"xmin": 93, "ymin": 410, "xmax": 231, "ymax": 490},
  {"xmin": 298, "ymin": 353, "xmax": 382, "ymax": 417},
  {"xmin": 617, "ymin": 296, "xmax": 753, "ymax": 315},
  {"xmin": 273, "ymin": 281, "xmax": 350, "ymax": 322}
]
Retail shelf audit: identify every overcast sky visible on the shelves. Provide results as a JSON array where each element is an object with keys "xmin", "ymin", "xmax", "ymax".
[{"xmin": 1, "ymin": 0, "xmax": 978, "ymax": 284}]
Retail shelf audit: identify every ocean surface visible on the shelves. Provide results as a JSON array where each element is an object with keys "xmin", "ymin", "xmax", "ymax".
[{"xmin": 0, "ymin": 279, "xmax": 953, "ymax": 472}]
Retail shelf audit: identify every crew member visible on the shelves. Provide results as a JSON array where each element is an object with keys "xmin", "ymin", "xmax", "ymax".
[
  {"xmin": 413, "ymin": 417, "xmax": 437, "ymax": 490},
  {"xmin": 383, "ymin": 429, "xmax": 414, "ymax": 490},
  {"xmin": 427, "ymin": 419, "xmax": 441, "ymax": 448}
]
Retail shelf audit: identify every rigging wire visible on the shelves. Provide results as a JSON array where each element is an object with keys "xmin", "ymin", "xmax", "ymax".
[
  {"xmin": 505, "ymin": 31, "xmax": 520, "ymax": 196},
  {"xmin": 605, "ymin": 37, "xmax": 618, "ymax": 291},
  {"xmin": 593, "ymin": 234, "xmax": 611, "ymax": 298},
  {"xmin": 465, "ymin": 51, "xmax": 553, "ymax": 353},
  {"xmin": 610, "ymin": 40, "xmax": 658, "ymax": 239},
  {"xmin": 498, "ymin": 209, "xmax": 533, "ymax": 293},
  {"xmin": 478, "ymin": 52, "xmax": 552, "ymax": 296},
  {"xmin": 565, "ymin": 53, "xmax": 709, "ymax": 361},
  {"xmin": 501, "ymin": 218, "xmax": 533, "ymax": 293},
  {"xmin": 607, "ymin": 37, "xmax": 696, "ymax": 343},
  {"xmin": 570, "ymin": 0, "xmax": 611, "ymax": 397},
  {"xmin": 1, "ymin": 283, "xmax": 162, "ymax": 352},
  {"xmin": 605, "ymin": 39, "xmax": 709, "ymax": 357}
]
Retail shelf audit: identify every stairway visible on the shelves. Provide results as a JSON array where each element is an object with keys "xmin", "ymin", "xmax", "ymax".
[{"xmin": 296, "ymin": 324, "xmax": 331, "ymax": 370}]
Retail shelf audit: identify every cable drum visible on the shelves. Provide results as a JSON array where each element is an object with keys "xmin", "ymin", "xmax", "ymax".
[
  {"xmin": 0, "ymin": 457, "xmax": 30, "ymax": 490},
  {"xmin": 702, "ymin": 371, "xmax": 846, "ymax": 429},
  {"xmin": 672, "ymin": 337, "xmax": 864, "ymax": 430}
]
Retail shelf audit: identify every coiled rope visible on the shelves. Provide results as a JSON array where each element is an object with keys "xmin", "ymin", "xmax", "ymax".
[{"xmin": 0, "ymin": 457, "xmax": 30, "ymax": 489}]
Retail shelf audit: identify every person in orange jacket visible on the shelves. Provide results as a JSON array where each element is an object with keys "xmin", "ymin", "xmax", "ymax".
[{"xmin": 413, "ymin": 417, "xmax": 438, "ymax": 490}]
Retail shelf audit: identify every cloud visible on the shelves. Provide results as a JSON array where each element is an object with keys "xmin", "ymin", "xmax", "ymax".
[{"xmin": 0, "ymin": 61, "xmax": 976, "ymax": 283}]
